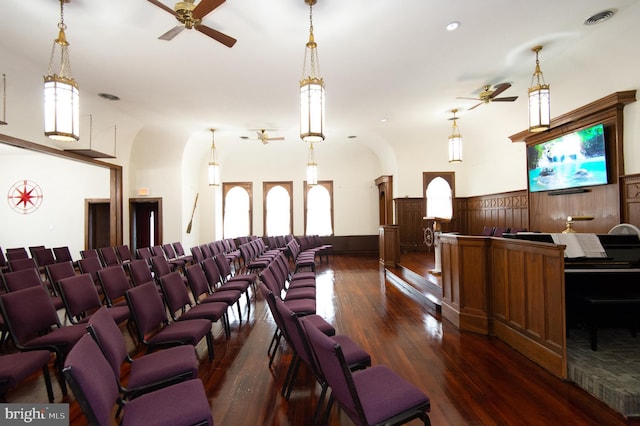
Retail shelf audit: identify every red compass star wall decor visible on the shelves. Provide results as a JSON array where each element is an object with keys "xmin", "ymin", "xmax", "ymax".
[{"xmin": 7, "ymin": 180, "xmax": 43, "ymax": 214}]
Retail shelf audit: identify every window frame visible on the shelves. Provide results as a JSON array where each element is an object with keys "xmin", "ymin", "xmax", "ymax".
[
  {"xmin": 263, "ymin": 181, "xmax": 293, "ymax": 236},
  {"xmin": 303, "ymin": 180, "xmax": 334, "ymax": 236},
  {"xmin": 222, "ymin": 182, "xmax": 253, "ymax": 237}
]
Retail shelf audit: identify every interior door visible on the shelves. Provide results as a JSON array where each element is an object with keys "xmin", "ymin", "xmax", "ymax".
[{"xmin": 129, "ymin": 198, "xmax": 162, "ymax": 254}]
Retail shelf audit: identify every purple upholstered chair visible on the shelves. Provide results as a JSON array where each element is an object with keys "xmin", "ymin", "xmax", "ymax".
[
  {"xmin": 190, "ymin": 246, "xmax": 206, "ymax": 264},
  {"xmin": 302, "ymin": 317, "xmax": 431, "ymax": 426},
  {"xmin": 173, "ymin": 241, "xmax": 193, "ymax": 264},
  {"xmin": 63, "ymin": 334, "xmax": 213, "ymax": 426},
  {"xmin": 126, "ymin": 259, "xmax": 155, "ymax": 287},
  {"xmin": 185, "ymin": 263, "xmax": 243, "ymax": 321},
  {"xmin": 87, "ymin": 307, "xmax": 198, "ymax": 400},
  {"xmin": 96, "ymin": 265, "xmax": 131, "ymax": 308},
  {"xmin": 159, "ymin": 272, "xmax": 230, "ymax": 339},
  {"xmin": 0, "ymin": 351, "xmax": 54, "ymax": 403},
  {"xmin": 78, "ymin": 256, "xmax": 104, "ymax": 285},
  {"xmin": 0, "ymin": 285, "xmax": 88, "ymax": 398},
  {"xmin": 45, "ymin": 260, "xmax": 76, "ymax": 292},
  {"xmin": 115, "ymin": 245, "xmax": 134, "ymax": 264},
  {"xmin": 203, "ymin": 257, "xmax": 251, "ymax": 309},
  {"xmin": 125, "ymin": 282, "xmax": 215, "ymax": 361},
  {"xmin": 58, "ymin": 273, "xmax": 129, "ymax": 326},
  {"xmin": 98, "ymin": 247, "xmax": 120, "ymax": 267},
  {"xmin": 2, "ymin": 267, "xmax": 63, "ymax": 309}
]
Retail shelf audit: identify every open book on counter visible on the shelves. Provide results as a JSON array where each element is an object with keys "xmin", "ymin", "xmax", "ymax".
[{"xmin": 550, "ymin": 233, "xmax": 607, "ymax": 258}]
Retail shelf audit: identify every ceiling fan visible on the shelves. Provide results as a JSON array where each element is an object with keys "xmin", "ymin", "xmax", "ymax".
[
  {"xmin": 146, "ymin": 0, "xmax": 237, "ymax": 47},
  {"xmin": 241, "ymin": 129, "xmax": 285, "ymax": 144},
  {"xmin": 457, "ymin": 83, "xmax": 518, "ymax": 110}
]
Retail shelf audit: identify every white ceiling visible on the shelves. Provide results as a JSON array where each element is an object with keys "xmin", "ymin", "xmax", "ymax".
[{"xmin": 1, "ymin": 0, "xmax": 639, "ymax": 154}]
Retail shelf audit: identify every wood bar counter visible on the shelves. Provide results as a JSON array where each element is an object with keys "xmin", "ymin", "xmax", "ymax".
[{"xmin": 440, "ymin": 234, "xmax": 567, "ymax": 379}]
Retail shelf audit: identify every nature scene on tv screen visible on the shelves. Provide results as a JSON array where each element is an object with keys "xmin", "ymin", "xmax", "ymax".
[{"xmin": 527, "ymin": 123, "xmax": 607, "ymax": 192}]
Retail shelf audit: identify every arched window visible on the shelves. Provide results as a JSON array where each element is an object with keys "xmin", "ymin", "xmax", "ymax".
[
  {"xmin": 426, "ymin": 177, "xmax": 452, "ymax": 220},
  {"xmin": 223, "ymin": 183, "xmax": 252, "ymax": 238},
  {"xmin": 264, "ymin": 182, "xmax": 292, "ymax": 236},
  {"xmin": 305, "ymin": 181, "xmax": 333, "ymax": 236}
]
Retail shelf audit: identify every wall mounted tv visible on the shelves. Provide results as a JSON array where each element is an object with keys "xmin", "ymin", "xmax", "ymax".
[{"xmin": 527, "ymin": 123, "xmax": 608, "ymax": 193}]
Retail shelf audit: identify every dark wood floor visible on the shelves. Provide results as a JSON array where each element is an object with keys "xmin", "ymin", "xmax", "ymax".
[{"xmin": 7, "ymin": 254, "xmax": 639, "ymax": 425}]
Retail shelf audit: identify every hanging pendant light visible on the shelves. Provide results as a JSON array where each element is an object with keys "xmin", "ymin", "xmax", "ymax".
[
  {"xmin": 208, "ymin": 129, "xmax": 220, "ymax": 186},
  {"xmin": 300, "ymin": 0, "xmax": 325, "ymax": 143},
  {"xmin": 306, "ymin": 142, "xmax": 318, "ymax": 186},
  {"xmin": 448, "ymin": 109, "xmax": 463, "ymax": 163},
  {"xmin": 44, "ymin": 0, "xmax": 80, "ymax": 141},
  {"xmin": 528, "ymin": 45, "xmax": 550, "ymax": 133}
]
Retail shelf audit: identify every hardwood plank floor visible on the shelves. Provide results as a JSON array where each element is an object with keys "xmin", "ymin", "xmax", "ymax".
[{"xmin": 6, "ymin": 254, "xmax": 639, "ymax": 425}]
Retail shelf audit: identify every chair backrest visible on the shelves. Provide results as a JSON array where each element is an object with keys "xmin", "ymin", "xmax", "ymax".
[
  {"xmin": 63, "ymin": 333, "xmax": 119, "ymax": 426},
  {"xmin": 201, "ymin": 257, "xmax": 223, "ymax": 289},
  {"xmin": 45, "ymin": 261, "xmax": 76, "ymax": 290},
  {"xmin": 33, "ymin": 248, "xmax": 56, "ymax": 269},
  {"xmin": 52, "ymin": 246, "xmax": 74, "ymax": 263},
  {"xmin": 86, "ymin": 307, "xmax": 128, "ymax": 380},
  {"xmin": 191, "ymin": 246, "xmax": 205, "ymax": 264},
  {"xmin": 115, "ymin": 245, "xmax": 133, "ymax": 263},
  {"xmin": 58, "ymin": 274, "xmax": 102, "ymax": 323},
  {"xmin": 159, "ymin": 272, "xmax": 193, "ymax": 320},
  {"xmin": 150, "ymin": 255, "xmax": 172, "ymax": 280},
  {"xmin": 28, "ymin": 246, "xmax": 46, "ymax": 258},
  {"xmin": 150, "ymin": 245, "xmax": 165, "ymax": 258},
  {"xmin": 136, "ymin": 246, "xmax": 152, "ymax": 262},
  {"xmin": 125, "ymin": 282, "xmax": 168, "ymax": 338},
  {"xmin": 213, "ymin": 254, "xmax": 232, "ymax": 281},
  {"xmin": 8, "ymin": 257, "xmax": 38, "ymax": 272},
  {"xmin": 260, "ymin": 285, "xmax": 289, "ymax": 344},
  {"xmin": 493, "ymin": 227, "xmax": 509, "ymax": 237},
  {"xmin": 97, "ymin": 265, "xmax": 131, "ymax": 306},
  {"xmin": 185, "ymin": 264, "xmax": 211, "ymax": 302},
  {"xmin": 80, "ymin": 249, "xmax": 100, "ymax": 262},
  {"xmin": 200, "ymin": 244, "xmax": 213, "ymax": 259},
  {"xmin": 163, "ymin": 243, "xmax": 178, "ymax": 260},
  {"xmin": 126, "ymin": 259, "xmax": 154, "ymax": 287},
  {"xmin": 98, "ymin": 247, "xmax": 119, "ymax": 267},
  {"xmin": 301, "ymin": 317, "xmax": 363, "ymax": 422},
  {"xmin": 173, "ymin": 241, "xmax": 187, "ymax": 257},
  {"xmin": 259, "ymin": 266, "xmax": 282, "ymax": 297},
  {"xmin": 78, "ymin": 256, "xmax": 103, "ymax": 284},
  {"xmin": 6, "ymin": 247, "xmax": 28, "ymax": 261},
  {"xmin": 2, "ymin": 267, "xmax": 43, "ymax": 292},
  {"xmin": 0, "ymin": 286, "xmax": 61, "ymax": 346}
]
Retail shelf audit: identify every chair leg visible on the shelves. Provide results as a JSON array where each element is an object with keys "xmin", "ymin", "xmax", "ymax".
[
  {"xmin": 321, "ymin": 392, "xmax": 334, "ymax": 426},
  {"xmin": 236, "ymin": 301, "xmax": 242, "ymax": 322},
  {"xmin": 42, "ymin": 364, "xmax": 54, "ymax": 403},
  {"xmin": 312, "ymin": 382, "xmax": 328, "ymax": 426},
  {"xmin": 53, "ymin": 357, "xmax": 68, "ymax": 397},
  {"xmin": 206, "ymin": 332, "xmax": 214, "ymax": 361}
]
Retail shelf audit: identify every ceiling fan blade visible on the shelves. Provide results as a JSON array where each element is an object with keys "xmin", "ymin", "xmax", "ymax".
[
  {"xmin": 457, "ymin": 96, "xmax": 482, "ymax": 101},
  {"xmin": 196, "ymin": 24, "xmax": 237, "ymax": 47},
  {"xmin": 468, "ymin": 102, "xmax": 483, "ymax": 110},
  {"xmin": 489, "ymin": 83, "xmax": 511, "ymax": 99},
  {"xmin": 267, "ymin": 137, "xmax": 285, "ymax": 141},
  {"xmin": 192, "ymin": 0, "xmax": 226, "ymax": 20},
  {"xmin": 492, "ymin": 96, "xmax": 519, "ymax": 102},
  {"xmin": 147, "ymin": 0, "xmax": 179, "ymax": 17},
  {"xmin": 159, "ymin": 25, "xmax": 186, "ymax": 41}
]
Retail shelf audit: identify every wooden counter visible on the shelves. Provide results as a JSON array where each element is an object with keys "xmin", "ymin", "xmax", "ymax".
[{"xmin": 440, "ymin": 234, "xmax": 567, "ymax": 379}]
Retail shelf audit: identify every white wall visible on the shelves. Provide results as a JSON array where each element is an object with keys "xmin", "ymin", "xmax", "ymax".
[{"xmin": 0, "ymin": 146, "xmax": 109, "ymax": 257}]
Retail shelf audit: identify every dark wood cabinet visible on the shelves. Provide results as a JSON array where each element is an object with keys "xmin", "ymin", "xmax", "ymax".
[{"xmin": 394, "ymin": 198, "xmax": 427, "ymax": 253}]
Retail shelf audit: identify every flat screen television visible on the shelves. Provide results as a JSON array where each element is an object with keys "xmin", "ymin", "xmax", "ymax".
[{"xmin": 527, "ymin": 123, "xmax": 608, "ymax": 193}]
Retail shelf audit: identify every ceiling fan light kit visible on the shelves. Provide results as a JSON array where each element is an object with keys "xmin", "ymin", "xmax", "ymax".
[{"xmin": 148, "ymin": 0, "xmax": 237, "ymax": 47}]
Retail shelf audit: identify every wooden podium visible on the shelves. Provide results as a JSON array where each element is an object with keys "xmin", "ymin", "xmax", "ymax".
[{"xmin": 379, "ymin": 225, "xmax": 400, "ymax": 266}]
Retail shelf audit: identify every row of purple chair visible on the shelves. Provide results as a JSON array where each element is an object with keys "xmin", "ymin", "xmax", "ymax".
[{"xmin": 259, "ymin": 252, "xmax": 432, "ymax": 425}]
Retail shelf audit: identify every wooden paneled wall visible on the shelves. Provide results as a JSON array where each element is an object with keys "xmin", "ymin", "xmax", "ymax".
[
  {"xmin": 622, "ymin": 174, "xmax": 640, "ymax": 227},
  {"xmin": 455, "ymin": 191, "xmax": 529, "ymax": 236}
]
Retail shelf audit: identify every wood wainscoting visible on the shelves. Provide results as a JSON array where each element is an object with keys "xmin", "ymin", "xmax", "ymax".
[
  {"xmin": 458, "ymin": 190, "xmax": 529, "ymax": 235},
  {"xmin": 440, "ymin": 234, "xmax": 567, "ymax": 379}
]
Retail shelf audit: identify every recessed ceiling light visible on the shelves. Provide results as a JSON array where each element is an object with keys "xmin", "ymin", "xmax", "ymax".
[
  {"xmin": 98, "ymin": 93, "xmax": 120, "ymax": 101},
  {"xmin": 446, "ymin": 21, "xmax": 460, "ymax": 31},
  {"xmin": 584, "ymin": 9, "xmax": 616, "ymax": 25},
  {"xmin": 347, "ymin": 135, "xmax": 357, "ymax": 139},
  {"xmin": 380, "ymin": 118, "xmax": 388, "ymax": 123}
]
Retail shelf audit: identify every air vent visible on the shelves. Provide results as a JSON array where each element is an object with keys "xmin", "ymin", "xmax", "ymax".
[{"xmin": 584, "ymin": 9, "xmax": 616, "ymax": 26}]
